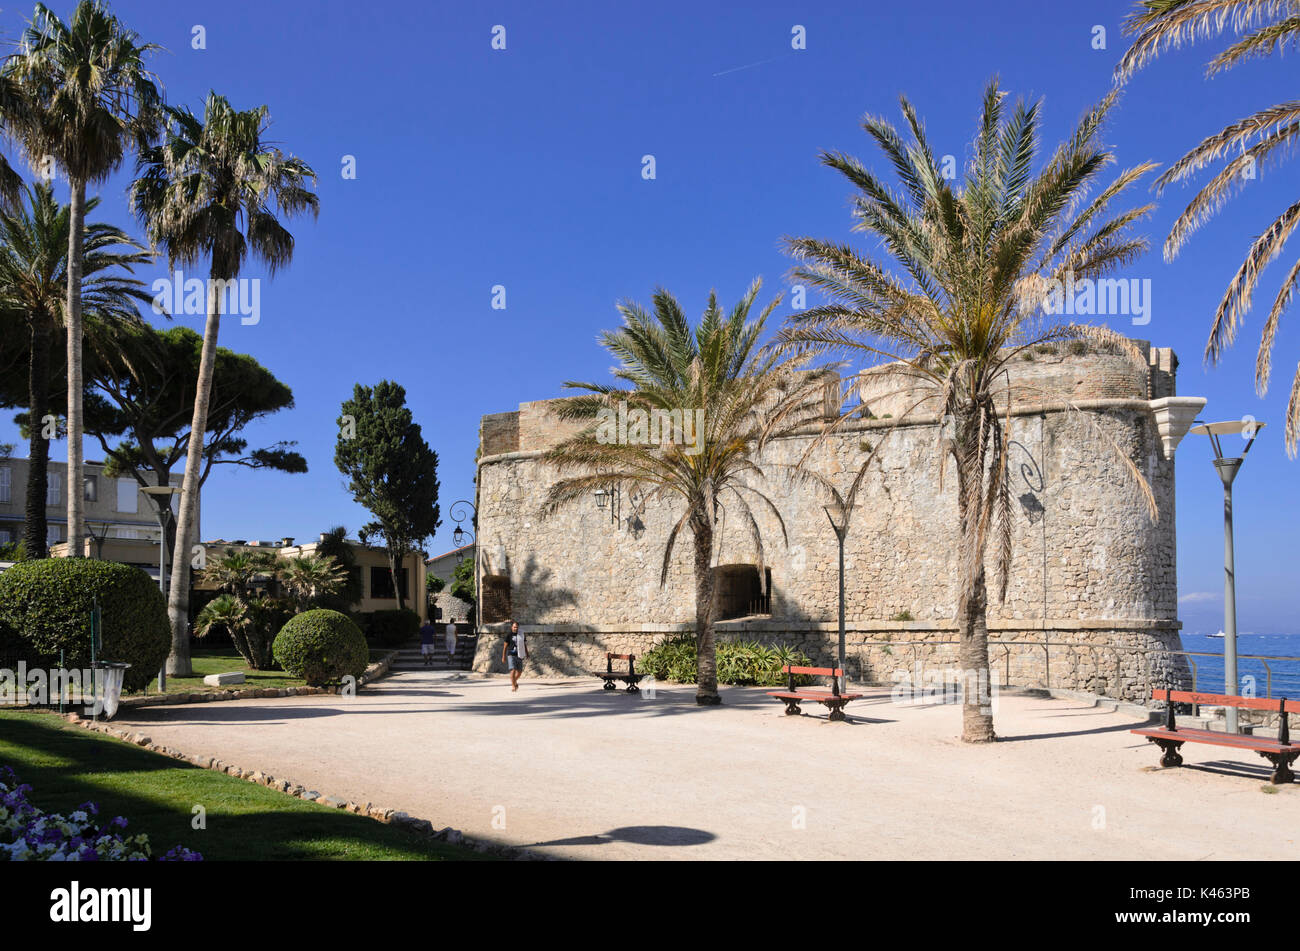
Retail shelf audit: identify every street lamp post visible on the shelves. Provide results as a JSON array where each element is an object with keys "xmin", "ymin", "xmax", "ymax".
[
  {"xmin": 824, "ymin": 495, "xmax": 851, "ymax": 693},
  {"xmin": 1188, "ymin": 419, "xmax": 1265, "ymax": 735},
  {"xmin": 140, "ymin": 484, "xmax": 183, "ymax": 692}
]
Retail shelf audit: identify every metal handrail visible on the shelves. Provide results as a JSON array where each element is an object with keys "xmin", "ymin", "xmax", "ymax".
[{"xmin": 866, "ymin": 639, "xmax": 1300, "ymax": 703}]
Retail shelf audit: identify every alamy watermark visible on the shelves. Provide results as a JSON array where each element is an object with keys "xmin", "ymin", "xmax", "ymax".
[
  {"xmin": 150, "ymin": 269, "xmax": 261, "ymax": 326},
  {"xmin": 890, "ymin": 662, "xmax": 999, "ymax": 713},
  {"xmin": 1, "ymin": 663, "xmax": 119, "ymax": 715},
  {"xmin": 595, "ymin": 401, "xmax": 705, "ymax": 456},
  {"xmin": 1035, "ymin": 270, "xmax": 1151, "ymax": 326}
]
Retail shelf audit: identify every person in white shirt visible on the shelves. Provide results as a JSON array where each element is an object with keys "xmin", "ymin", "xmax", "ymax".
[
  {"xmin": 499, "ymin": 620, "xmax": 525, "ymax": 691},
  {"xmin": 445, "ymin": 617, "xmax": 457, "ymax": 661}
]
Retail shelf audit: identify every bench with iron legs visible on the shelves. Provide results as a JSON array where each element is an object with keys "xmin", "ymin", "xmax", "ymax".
[
  {"xmin": 766, "ymin": 665, "xmax": 862, "ymax": 722},
  {"xmin": 595, "ymin": 653, "xmax": 644, "ymax": 693},
  {"xmin": 1131, "ymin": 688, "xmax": 1300, "ymax": 784}
]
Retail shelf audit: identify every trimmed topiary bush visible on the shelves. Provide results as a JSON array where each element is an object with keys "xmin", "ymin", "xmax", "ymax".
[
  {"xmin": 0, "ymin": 559, "xmax": 170, "ymax": 693},
  {"xmin": 272, "ymin": 609, "xmax": 368, "ymax": 686},
  {"xmin": 363, "ymin": 608, "xmax": 420, "ymax": 647}
]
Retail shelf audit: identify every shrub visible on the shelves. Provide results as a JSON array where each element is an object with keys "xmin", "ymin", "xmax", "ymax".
[
  {"xmin": 272, "ymin": 609, "xmax": 368, "ymax": 686},
  {"xmin": 364, "ymin": 608, "xmax": 420, "ymax": 646},
  {"xmin": 0, "ymin": 559, "xmax": 169, "ymax": 693},
  {"xmin": 638, "ymin": 634, "xmax": 814, "ymax": 687}
]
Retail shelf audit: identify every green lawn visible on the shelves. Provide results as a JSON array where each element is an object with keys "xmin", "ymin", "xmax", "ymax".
[
  {"xmin": 126, "ymin": 646, "xmax": 392, "ymax": 697},
  {"xmin": 0, "ymin": 710, "xmax": 487, "ymax": 861}
]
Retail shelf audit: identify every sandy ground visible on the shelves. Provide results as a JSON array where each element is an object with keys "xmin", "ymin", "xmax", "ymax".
[{"xmin": 107, "ymin": 671, "xmax": 1300, "ymax": 860}]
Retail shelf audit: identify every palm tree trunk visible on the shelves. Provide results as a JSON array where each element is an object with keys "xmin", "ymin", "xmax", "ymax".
[
  {"xmin": 23, "ymin": 322, "xmax": 51, "ymax": 558},
  {"xmin": 165, "ymin": 269, "xmax": 224, "ymax": 676},
  {"xmin": 958, "ymin": 566, "xmax": 995, "ymax": 742},
  {"xmin": 954, "ymin": 413, "xmax": 996, "ymax": 743},
  {"xmin": 64, "ymin": 178, "xmax": 85, "ymax": 558},
  {"xmin": 692, "ymin": 512, "xmax": 720, "ymax": 705}
]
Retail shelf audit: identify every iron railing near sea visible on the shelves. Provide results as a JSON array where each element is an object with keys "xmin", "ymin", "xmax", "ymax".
[{"xmin": 868, "ymin": 639, "xmax": 1300, "ymax": 706}]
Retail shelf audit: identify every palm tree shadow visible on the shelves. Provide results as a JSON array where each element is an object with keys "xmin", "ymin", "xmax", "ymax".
[{"xmin": 525, "ymin": 825, "xmax": 716, "ymax": 849}]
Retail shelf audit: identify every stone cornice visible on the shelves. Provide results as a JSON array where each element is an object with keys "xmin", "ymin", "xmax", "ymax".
[
  {"xmin": 477, "ymin": 397, "xmax": 1164, "ymax": 470},
  {"xmin": 481, "ymin": 617, "xmax": 1182, "ymax": 634}
]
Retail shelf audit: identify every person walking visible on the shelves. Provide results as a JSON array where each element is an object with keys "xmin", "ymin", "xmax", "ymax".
[
  {"xmin": 445, "ymin": 616, "xmax": 458, "ymax": 664},
  {"xmin": 419, "ymin": 617, "xmax": 437, "ymax": 667},
  {"xmin": 500, "ymin": 620, "xmax": 525, "ymax": 691}
]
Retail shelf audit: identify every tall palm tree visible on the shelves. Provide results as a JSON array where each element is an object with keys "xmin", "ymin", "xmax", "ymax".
[
  {"xmin": 542, "ymin": 281, "xmax": 830, "ymax": 704},
  {"xmin": 1117, "ymin": 0, "xmax": 1300, "ymax": 454},
  {"xmin": 0, "ymin": 181, "xmax": 152, "ymax": 557},
  {"xmin": 776, "ymin": 80, "xmax": 1158, "ymax": 742},
  {"xmin": 3, "ymin": 0, "xmax": 162, "ymax": 558},
  {"xmin": 131, "ymin": 91, "xmax": 317, "ymax": 676}
]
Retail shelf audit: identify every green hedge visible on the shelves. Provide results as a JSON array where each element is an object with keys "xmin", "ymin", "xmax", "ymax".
[
  {"xmin": 272, "ymin": 609, "xmax": 368, "ymax": 686},
  {"xmin": 637, "ymin": 634, "xmax": 815, "ymax": 687},
  {"xmin": 362, "ymin": 608, "xmax": 420, "ymax": 647},
  {"xmin": 0, "ymin": 559, "xmax": 170, "ymax": 693}
]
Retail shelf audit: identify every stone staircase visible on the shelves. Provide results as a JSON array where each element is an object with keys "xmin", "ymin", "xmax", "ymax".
[{"xmin": 389, "ymin": 634, "xmax": 476, "ymax": 672}]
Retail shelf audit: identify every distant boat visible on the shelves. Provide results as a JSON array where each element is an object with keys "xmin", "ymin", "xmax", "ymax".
[{"xmin": 1208, "ymin": 631, "xmax": 1225, "ymax": 639}]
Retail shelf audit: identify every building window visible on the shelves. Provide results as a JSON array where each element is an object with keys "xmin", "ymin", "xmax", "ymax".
[
  {"xmin": 46, "ymin": 524, "xmax": 61, "ymax": 546},
  {"xmin": 116, "ymin": 478, "xmax": 137, "ymax": 513},
  {"xmin": 369, "ymin": 566, "xmax": 409, "ymax": 602},
  {"xmin": 0, "ymin": 528, "xmax": 11, "ymax": 544},
  {"xmin": 0, "ymin": 466, "xmax": 10, "ymax": 503},
  {"xmin": 46, "ymin": 473, "xmax": 61, "ymax": 506},
  {"xmin": 84, "ymin": 475, "xmax": 98, "ymax": 503}
]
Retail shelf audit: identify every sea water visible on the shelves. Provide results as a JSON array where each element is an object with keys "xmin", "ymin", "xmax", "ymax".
[{"xmin": 1178, "ymin": 633, "xmax": 1300, "ymax": 699}]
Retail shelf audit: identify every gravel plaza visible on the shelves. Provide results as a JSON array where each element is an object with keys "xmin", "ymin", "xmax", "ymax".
[{"xmin": 106, "ymin": 670, "xmax": 1300, "ymax": 861}]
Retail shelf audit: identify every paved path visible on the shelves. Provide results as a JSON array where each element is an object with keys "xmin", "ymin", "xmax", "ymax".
[{"xmin": 109, "ymin": 671, "xmax": 1300, "ymax": 860}]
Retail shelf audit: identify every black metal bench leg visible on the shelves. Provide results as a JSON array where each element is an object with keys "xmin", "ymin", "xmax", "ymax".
[
  {"xmin": 625, "ymin": 682, "xmax": 639, "ymax": 693},
  {"xmin": 602, "ymin": 679, "xmax": 616, "ymax": 691},
  {"xmin": 1150, "ymin": 737, "xmax": 1184, "ymax": 767},
  {"xmin": 1259, "ymin": 751, "xmax": 1298, "ymax": 784},
  {"xmin": 782, "ymin": 699, "xmax": 801, "ymax": 716},
  {"xmin": 825, "ymin": 701, "xmax": 847, "ymax": 723}
]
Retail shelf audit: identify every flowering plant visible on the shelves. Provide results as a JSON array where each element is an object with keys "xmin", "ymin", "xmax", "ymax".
[{"xmin": 0, "ymin": 766, "xmax": 202, "ymax": 861}]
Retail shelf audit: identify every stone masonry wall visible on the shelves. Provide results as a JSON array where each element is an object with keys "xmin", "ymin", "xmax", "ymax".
[{"xmin": 473, "ymin": 346, "xmax": 1190, "ymax": 702}]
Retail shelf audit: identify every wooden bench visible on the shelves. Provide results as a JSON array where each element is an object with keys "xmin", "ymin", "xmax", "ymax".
[
  {"xmin": 596, "ymin": 653, "xmax": 645, "ymax": 693},
  {"xmin": 1131, "ymin": 688, "xmax": 1300, "ymax": 784},
  {"xmin": 766, "ymin": 665, "xmax": 862, "ymax": 722}
]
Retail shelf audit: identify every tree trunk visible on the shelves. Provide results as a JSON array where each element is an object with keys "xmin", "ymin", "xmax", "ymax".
[
  {"xmin": 166, "ymin": 268, "xmax": 224, "ymax": 676},
  {"xmin": 958, "ymin": 566, "xmax": 995, "ymax": 742},
  {"xmin": 389, "ymin": 549, "xmax": 405, "ymax": 611},
  {"xmin": 954, "ymin": 409, "xmax": 996, "ymax": 743},
  {"xmin": 64, "ymin": 178, "xmax": 86, "ymax": 558},
  {"xmin": 692, "ymin": 512, "xmax": 719, "ymax": 705},
  {"xmin": 23, "ymin": 322, "xmax": 51, "ymax": 558}
]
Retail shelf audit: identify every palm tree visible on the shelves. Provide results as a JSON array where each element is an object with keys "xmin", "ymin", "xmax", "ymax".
[
  {"xmin": 131, "ymin": 91, "xmax": 317, "ymax": 676},
  {"xmin": 3, "ymin": 0, "xmax": 161, "ymax": 559},
  {"xmin": 1117, "ymin": 0, "xmax": 1300, "ymax": 454},
  {"xmin": 542, "ymin": 281, "xmax": 829, "ymax": 705},
  {"xmin": 776, "ymin": 80, "xmax": 1158, "ymax": 742},
  {"xmin": 279, "ymin": 553, "xmax": 347, "ymax": 613},
  {"xmin": 194, "ymin": 593, "xmax": 251, "ymax": 666},
  {"xmin": 0, "ymin": 181, "xmax": 152, "ymax": 557},
  {"xmin": 199, "ymin": 548, "xmax": 283, "ymax": 668}
]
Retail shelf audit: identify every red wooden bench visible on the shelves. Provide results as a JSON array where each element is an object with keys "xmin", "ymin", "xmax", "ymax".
[
  {"xmin": 766, "ymin": 665, "xmax": 862, "ymax": 722},
  {"xmin": 595, "ymin": 653, "xmax": 644, "ymax": 693},
  {"xmin": 1131, "ymin": 688, "xmax": 1300, "ymax": 784}
]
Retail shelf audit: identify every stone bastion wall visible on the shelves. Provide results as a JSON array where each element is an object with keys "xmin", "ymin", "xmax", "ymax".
[{"xmin": 472, "ymin": 343, "xmax": 1193, "ymax": 701}]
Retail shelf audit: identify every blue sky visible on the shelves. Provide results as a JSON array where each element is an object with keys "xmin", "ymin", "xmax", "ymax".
[{"xmin": 1, "ymin": 0, "xmax": 1295, "ymax": 633}]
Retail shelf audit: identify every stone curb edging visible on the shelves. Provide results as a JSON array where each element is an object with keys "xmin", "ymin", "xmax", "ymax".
[
  {"xmin": 52, "ymin": 708, "xmax": 549, "ymax": 862},
  {"xmin": 109, "ymin": 650, "xmax": 402, "ymax": 711}
]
